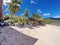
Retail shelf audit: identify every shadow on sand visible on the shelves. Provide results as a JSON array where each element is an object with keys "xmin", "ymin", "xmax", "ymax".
[
  {"xmin": 16, "ymin": 24, "xmax": 41, "ymax": 29},
  {"xmin": 0, "ymin": 26, "xmax": 38, "ymax": 45}
]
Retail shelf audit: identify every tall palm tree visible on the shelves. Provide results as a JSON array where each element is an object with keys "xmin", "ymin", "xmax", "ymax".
[
  {"xmin": 32, "ymin": 13, "xmax": 35, "ymax": 18},
  {"xmin": 6, "ymin": 0, "xmax": 22, "ymax": 23},
  {"xmin": 35, "ymin": 13, "xmax": 42, "ymax": 19},
  {"xmin": 0, "ymin": 0, "xmax": 3, "ymax": 22},
  {"xmin": 22, "ymin": 9, "xmax": 30, "ymax": 24},
  {"xmin": 31, "ymin": 13, "xmax": 36, "ymax": 21},
  {"xmin": 24, "ymin": 9, "xmax": 29, "ymax": 18}
]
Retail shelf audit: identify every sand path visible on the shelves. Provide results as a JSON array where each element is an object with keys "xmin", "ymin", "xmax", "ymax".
[{"xmin": 11, "ymin": 24, "xmax": 60, "ymax": 45}]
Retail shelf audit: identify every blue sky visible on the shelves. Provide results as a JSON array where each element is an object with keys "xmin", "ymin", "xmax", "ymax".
[{"xmin": 3, "ymin": 0, "xmax": 60, "ymax": 18}]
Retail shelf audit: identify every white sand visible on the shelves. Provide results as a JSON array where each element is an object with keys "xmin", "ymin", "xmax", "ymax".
[
  {"xmin": 0, "ymin": 24, "xmax": 60, "ymax": 45},
  {"xmin": 11, "ymin": 24, "xmax": 60, "ymax": 45}
]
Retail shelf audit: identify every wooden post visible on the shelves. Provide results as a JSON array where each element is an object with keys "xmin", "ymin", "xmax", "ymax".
[{"xmin": 0, "ymin": 0, "xmax": 3, "ymax": 22}]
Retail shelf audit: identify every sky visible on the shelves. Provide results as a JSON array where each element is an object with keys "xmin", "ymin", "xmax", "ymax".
[{"xmin": 3, "ymin": 0, "xmax": 60, "ymax": 18}]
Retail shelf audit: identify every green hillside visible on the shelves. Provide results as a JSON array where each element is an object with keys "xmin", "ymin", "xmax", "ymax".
[{"xmin": 45, "ymin": 17, "xmax": 60, "ymax": 26}]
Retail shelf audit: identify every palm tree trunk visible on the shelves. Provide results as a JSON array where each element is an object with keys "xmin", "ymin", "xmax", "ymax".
[
  {"xmin": 11, "ymin": 14, "xmax": 12, "ymax": 23},
  {"xmin": 0, "ymin": 0, "xmax": 3, "ymax": 22},
  {"xmin": 10, "ymin": 13, "xmax": 15, "ymax": 24}
]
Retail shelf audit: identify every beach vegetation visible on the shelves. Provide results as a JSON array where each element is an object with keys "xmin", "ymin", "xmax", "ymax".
[{"xmin": 5, "ymin": 0, "xmax": 46, "ymax": 26}]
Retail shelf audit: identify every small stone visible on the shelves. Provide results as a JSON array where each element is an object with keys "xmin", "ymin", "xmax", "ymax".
[{"xmin": 0, "ymin": 32, "xmax": 2, "ymax": 34}]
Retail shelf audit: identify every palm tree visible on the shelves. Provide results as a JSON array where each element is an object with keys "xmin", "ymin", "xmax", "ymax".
[
  {"xmin": 31, "ymin": 13, "xmax": 42, "ymax": 26},
  {"xmin": 32, "ymin": 13, "xmax": 35, "ymax": 18},
  {"xmin": 6, "ymin": 0, "xmax": 22, "ymax": 23},
  {"xmin": 35, "ymin": 13, "xmax": 46, "ymax": 25},
  {"xmin": 22, "ymin": 9, "xmax": 30, "ymax": 24},
  {"xmin": 30, "ymin": 13, "xmax": 36, "ymax": 25},
  {"xmin": 35, "ymin": 13, "xmax": 42, "ymax": 25},
  {"xmin": 35, "ymin": 13, "xmax": 41, "ymax": 19},
  {"xmin": 24, "ymin": 9, "xmax": 29, "ymax": 18}
]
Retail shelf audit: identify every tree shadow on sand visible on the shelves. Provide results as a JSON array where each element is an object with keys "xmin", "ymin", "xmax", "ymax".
[
  {"xmin": 16, "ymin": 24, "xmax": 40, "ymax": 29},
  {"xmin": 0, "ymin": 27, "xmax": 38, "ymax": 45}
]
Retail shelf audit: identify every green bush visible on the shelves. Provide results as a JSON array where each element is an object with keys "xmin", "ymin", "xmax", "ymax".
[
  {"xmin": 4, "ymin": 15, "xmax": 10, "ymax": 21},
  {"xmin": 44, "ymin": 19, "xmax": 53, "ymax": 24}
]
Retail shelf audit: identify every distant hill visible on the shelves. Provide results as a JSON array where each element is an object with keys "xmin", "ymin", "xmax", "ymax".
[
  {"xmin": 45, "ymin": 17, "xmax": 60, "ymax": 26},
  {"xmin": 49, "ymin": 17, "xmax": 60, "ymax": 20}
]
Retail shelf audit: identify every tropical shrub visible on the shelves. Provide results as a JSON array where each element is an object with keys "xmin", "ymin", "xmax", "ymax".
[
  {"xmin": 4, "ymin": 15, "xmax": 10, "ymax": 21},
  {"xmin": 18, "ymin": 17, "xmax": 26, "ymax": 26}
]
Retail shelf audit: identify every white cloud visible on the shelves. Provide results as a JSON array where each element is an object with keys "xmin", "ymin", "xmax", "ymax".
[
  {"xmin": 6, "ymin": 13, "xmax": 9, "ymax": 15},
  {"xmin": 37, "ymin": 9, "xmax": 42, "ymax": 13},
  {"xmin": 30, "ymin": 0, "xmax": 37, "ymax": 4},
  {"xmin": 17, "ymin": 4, "xmax": 20, "ymax": 7},
  {"xmin": 3, "ymin": 0, "xmax": 11, "ymax": 5},
  {"xmin": 3, "ymin": 0, "xmax": 20, "ymax": 6},
  {"xmin": 53, "ymin": 15, "xmax": 60, "ymax": 18},
  {"xmin": 43, "ymin": 13, "xmax": 50, "ymax": 16}
]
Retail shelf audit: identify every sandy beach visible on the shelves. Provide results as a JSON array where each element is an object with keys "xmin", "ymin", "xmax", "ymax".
[{"xmin": 0, "ymin": 24, "xmax": 60, "ymax": 45}]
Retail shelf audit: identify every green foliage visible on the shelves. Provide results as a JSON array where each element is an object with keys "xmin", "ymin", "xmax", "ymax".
[
  {"xmin": 24, "ymin": 9, "xmax": 29, "ymax": 17},
  {"xmin": 29, "ymin": 13, "xmax": 43, "ymax": 25},
  {"xmin": 6, "ymin": 0, "xmax": 46, "ymax": 26},
  {"xmin": 18, "ymin": 17, "xmax": 26, "ymax": 26},
  {"xmin": 35, "ymin": 13, "xmax": 41, "ymax": 19},
  {"xmin": 6, "ymin": 0, "xmax": 22, "ymax": 14},
  {"xmin": 4, "ymin": 15, "xmax": 10, "ymax": 21},
  {"xmin": 44, "ymin": 19, "xmax": 53, "ymax": 24},
  {"xmin": 13, "ymin": 16, "xmax": 19, "ymax": 23},
  {"xmin": 6, "ymin": 0, "xmax": 22, "ymax": 24}
]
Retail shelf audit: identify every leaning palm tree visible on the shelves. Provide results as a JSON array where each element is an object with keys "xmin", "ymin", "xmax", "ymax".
[{"xmin": 6, "ymin": 0, "xmax": 22, "ymax": 23}]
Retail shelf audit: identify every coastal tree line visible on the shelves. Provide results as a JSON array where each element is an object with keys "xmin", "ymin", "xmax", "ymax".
[{"xmin": 4, "ymin": 0, "xmax": 46, "ymax": 26}]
